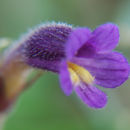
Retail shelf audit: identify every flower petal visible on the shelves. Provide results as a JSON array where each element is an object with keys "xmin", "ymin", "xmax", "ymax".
[
  {"xmin": 72, "ymin": 52, "xmax": 129, "ymax": 88},
  {"xmin": 75, "ymin": 83, "xmax": 107, "ymax": 108},
  {"xmin": 76, "ymin": 43, "xmax": 96, "ymax": 58},
  {"xmin": 66, "ymin": 28, "xmax": 91, "ymax": 59},
  {"xmin": 59, "ymin": 61, "xmax": 73, "ymax": 96},
  {"xmin": 88, "ymin": 23, "xmax": 119, "ymax": 52}
]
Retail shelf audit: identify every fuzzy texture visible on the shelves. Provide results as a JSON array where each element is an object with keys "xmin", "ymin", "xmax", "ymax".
[
  {"xmin": 22, "ymin": 23, "xmax": 129, "ymax": 109},
  {"xmin": 23, "ymin": 23, "xmax": 72, "ymax": 72}
]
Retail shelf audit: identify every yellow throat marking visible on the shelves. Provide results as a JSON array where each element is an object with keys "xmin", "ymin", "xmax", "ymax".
[{"xmin": 68, "ymin": 62, "xmax": 94, "ymax": 85}]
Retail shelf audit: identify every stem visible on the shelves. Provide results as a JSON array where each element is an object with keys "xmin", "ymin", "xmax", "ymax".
[{"xmin": 22, "ymin": 70, "xmax": 44, "ymax": 92}]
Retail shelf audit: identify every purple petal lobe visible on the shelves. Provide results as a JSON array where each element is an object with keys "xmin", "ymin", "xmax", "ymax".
[
  {"xmin": 88, "ymin": 23, "xmax": 119, "ymax": 52},
  {"xmin": 59, "ymin": 61, "xmax": 73, "ymax": 96},
  {"xmin": 66, "ymin": 28, "xmax": 91, "ymax": 59},
  {"xmin": 75, "ymin": 83, "xmax": 107, "ymax": 108},
  {"xmin": 72, "ymin": 52, "xmax": 129, "ymax": 88}
]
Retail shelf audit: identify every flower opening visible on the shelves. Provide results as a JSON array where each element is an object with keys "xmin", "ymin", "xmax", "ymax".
[{"xmin": 68, "ymin": 62, "xmax": 94, "ymax": 86}]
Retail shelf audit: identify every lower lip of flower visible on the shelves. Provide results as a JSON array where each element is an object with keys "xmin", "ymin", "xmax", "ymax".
[{"xmin": 67, "ymin": 62, "xmax": 94, "ymax": 86}]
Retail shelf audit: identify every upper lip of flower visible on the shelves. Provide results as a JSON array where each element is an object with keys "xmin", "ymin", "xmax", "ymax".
[{"xmin": 59, "ymin": 23, "xmax": 129, "ymax": 109}]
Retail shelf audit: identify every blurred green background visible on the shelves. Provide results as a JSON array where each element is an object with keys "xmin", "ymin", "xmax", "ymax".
[{"xmin": 0, "ymin": 0, "xmax": 130, "ymax": 130}]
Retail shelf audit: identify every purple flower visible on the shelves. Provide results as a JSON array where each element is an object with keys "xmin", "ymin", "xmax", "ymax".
[
  {"xmin": 59, "ymin": 23, "xmax": 129, "ymax": 108},
  {"xmin": 23, "ymin": 23, "xmax": 129, "ymax": 109}
]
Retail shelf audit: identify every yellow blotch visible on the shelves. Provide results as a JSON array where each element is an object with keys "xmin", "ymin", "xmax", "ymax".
[
  {"xmin": 68, "ymin": 68, "xmax": 80, "ymax": 85},
  {"xmin": 68, "ymin": 62, "xmax": 94, "ymax": 85}
]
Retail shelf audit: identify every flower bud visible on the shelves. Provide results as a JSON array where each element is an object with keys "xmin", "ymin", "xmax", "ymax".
[{"xmin": 22, "ymin": 23, "xmax": 72, "ymax": 72}]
